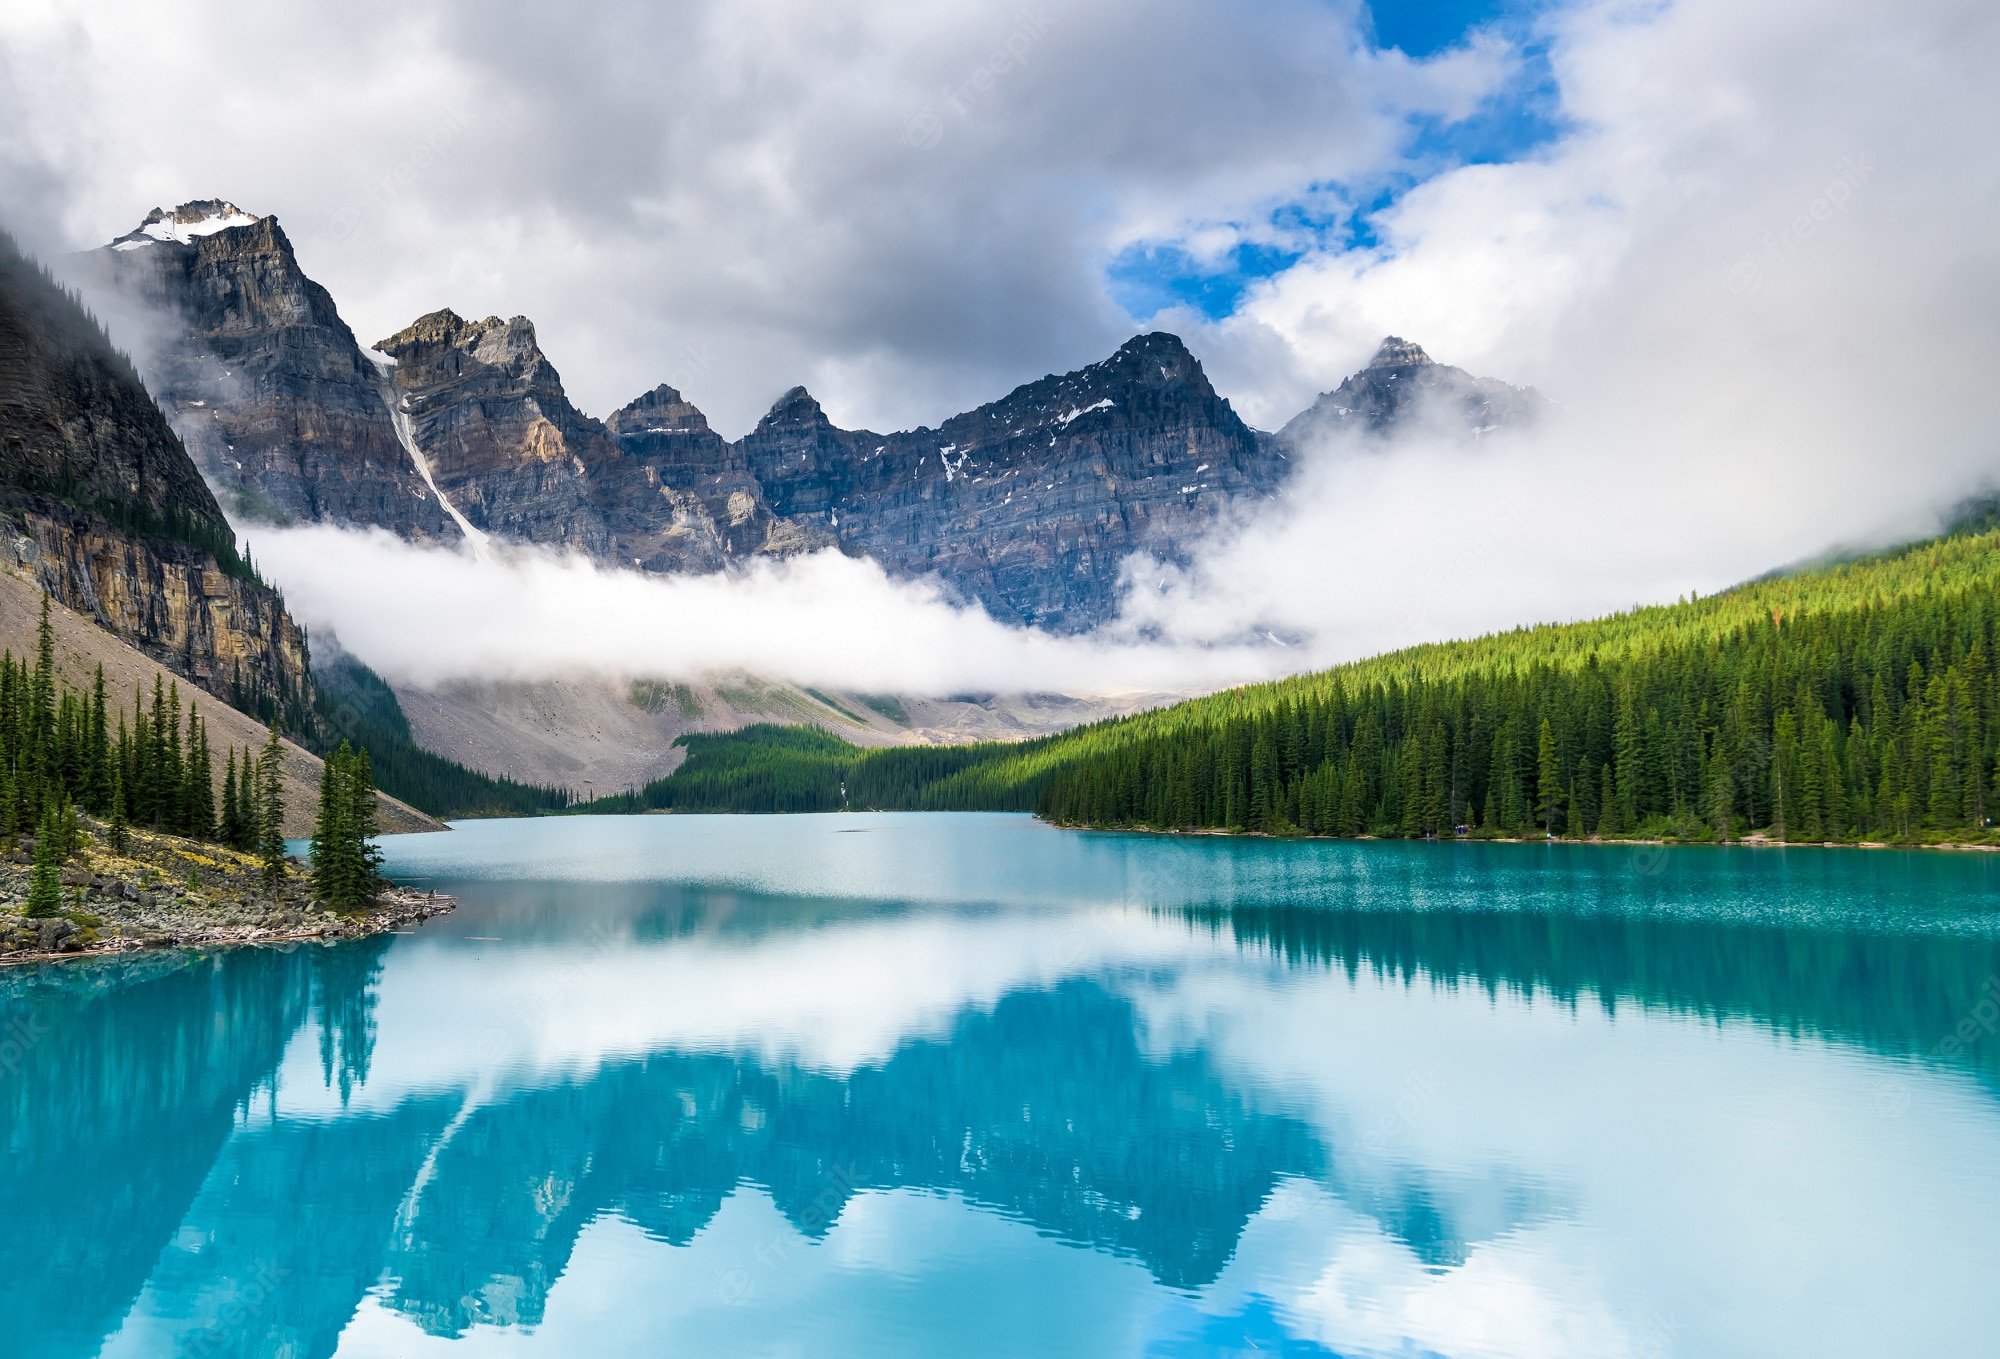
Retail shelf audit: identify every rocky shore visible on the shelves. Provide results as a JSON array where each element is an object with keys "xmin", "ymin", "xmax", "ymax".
[{"xmin": 0, "ymin": 824, "xmax": 454, "ymax": 964}]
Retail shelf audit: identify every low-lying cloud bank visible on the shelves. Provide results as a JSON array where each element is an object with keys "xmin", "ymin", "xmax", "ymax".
[{"xmin": 251, "ymin": 525, "xmax": 1288, "ymax": 695}]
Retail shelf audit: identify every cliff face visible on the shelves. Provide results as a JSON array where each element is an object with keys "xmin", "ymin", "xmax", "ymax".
[
  {"xmin": 373, "ymin": 312, "xmax": 828, "ymax": 573},
  {"xmin": 371, "ymin": 309, "xmax": 612, "ymax": 554},
  {"xmin": 0, "ymin": 230, "xmax": 313, "ymax": 726},
  {"xmin": 730, "ymin": 332, "xmax": 1283, "ymax": 630},
  {"xmin": 1277, "ymin": 336, "xmax": 1550, "ymax": 449},
  {"xmin": 86, "ymin": 203, "xmax": 459, "ymax": 543},
  {"xmin": 603, "ymin": 385, "xmax": 829, "ymax": 565}
]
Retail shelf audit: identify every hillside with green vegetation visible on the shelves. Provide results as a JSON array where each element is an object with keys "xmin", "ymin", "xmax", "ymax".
[
  {"xmin": 588, "ymin": 523, "xmax": 2000, "ymax": 846},
  {"xmin": 313, "ymin": 650, "xmax": 574, "ymax": 820}
]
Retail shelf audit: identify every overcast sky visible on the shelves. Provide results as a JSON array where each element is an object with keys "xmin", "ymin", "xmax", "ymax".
[
  {"xmin": 5, "ymin": 0, "xmax": 1999, "ymax": 691},
  {"xmin": 2, "ymin": 0, "xmax": 1524, "ymax": 434}
]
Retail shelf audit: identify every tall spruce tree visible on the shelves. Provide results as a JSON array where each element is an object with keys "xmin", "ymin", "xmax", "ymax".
[
  {"xmin": 258, "ymin": 720, "xmax": 287, "ymax": 888},
  {"xmin": 24, "ymin": 799, "xmax": 61, "ymax": 918},
  {"xmin": 220, "ymin": 749, "xmax": 241, "ymax": 850},
  {"xmin": 309, "ymin": 742, "xmax": 385, "ymax": 909}
]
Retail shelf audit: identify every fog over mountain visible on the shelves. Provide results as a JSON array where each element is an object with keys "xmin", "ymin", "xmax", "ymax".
[{"xmin": 5, "ymin": 0, "xmax": 1999, "ymax": 695}]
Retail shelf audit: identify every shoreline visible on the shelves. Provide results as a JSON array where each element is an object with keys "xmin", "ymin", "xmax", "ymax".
[
  {"xmin": 1047, "ymin": 821, "xmax": 2000, "ymax": 851},
  {"xmin": 0, "ymin": 821, "xmax": 460, "ymax": 966},
  {"xmin": 0, "ymin": 885, "xmax": 456, "ymax": 967}
]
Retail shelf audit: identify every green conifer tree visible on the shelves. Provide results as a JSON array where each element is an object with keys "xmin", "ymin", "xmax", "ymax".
[
  {"xmin": 258, "ymin": 721, "xmax": 287, "ymax": 889},
  {"xmin": 311, "ymin": 743, "xmax": 348, "ymax": 906},
  {"xmin": 220, "ymin": 750, "xmax": 241, "ymax": 849},
  {"xmin": 24, "ymin": 799, "xmax": 62, "ymax": 918},
  {"xmin": 108, "ymin": 765, "xmax": 130, "ymax": 856},
  {"xmin": 1536, "ymin": 718, "xmax": 1562, "ymax": 836}
]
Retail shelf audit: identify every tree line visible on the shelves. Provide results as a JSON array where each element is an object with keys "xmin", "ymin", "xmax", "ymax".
[
  {"xmin": 9, "ymin": 596, "xmax": 384, "ymax": 912},
  {"xmin": 587, "ymin": 525, "xmax": 2000, "ymax": 847}
]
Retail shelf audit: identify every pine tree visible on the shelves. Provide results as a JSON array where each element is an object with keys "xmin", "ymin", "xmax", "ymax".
[
  {"xmin": 220, "ymin": 750, "xmax": 241, "ymax": 850},
  {"xmin": 236, "ymin": 747, "xmax": 257, "ymax": 851},
  {"xmin": 311, "ymin": 744, "xmax": 348, "ymax": 905},
  {"xmin": 109, "ymin": 765, "xmax": 130, "ymax": 855},
  {"xmin": 85, "ymin": 664, "xmax": 110, "ymax": 813},
  {"xmin": 24, "ymin": 799, "xmax": 62, "ymax": 918},
  {"xmin": 1536, "ymin": 718, "xmax": 1562, "ymax": 837},
  {"xmin": 348, "ymin": 746, "xmax": 382, "ymax": 901},
  {"xmin": 184, "ymin": 710, "xmax": 215, "ymax": 842},
  {"xmin": 258, "ymin": 721, "xmax": 287, "ymax": 889},
  {"xmin": 311, "ymin": 743, "xmax": 386, "ymax": 909}
]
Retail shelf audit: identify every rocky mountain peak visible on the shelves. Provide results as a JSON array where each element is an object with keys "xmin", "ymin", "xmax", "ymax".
[
  {"xmin": 605, "ymin": 384, "xmax": 713, "ymax": 436},
  {"xmin": 1367, "ymin": 336, "xmax": 1433, "ymax": 369},
  {"xmin": 754, "ymin": 386, "xmax": 833, "ymax": 434},
  {"xmin": 374, "ymin": 311, "xmax": 565, "ymax": 398},
  {"xmin": 110, "ymin": 200, "xmax": 262, "ymax": 251},
  {"xmin": 1276, "ymin": 337, "xmax": 1548, "ymax": 448},
  {"xmin": 1102, "ymin": 331, "xmax": 1206, "ymax": 388}
]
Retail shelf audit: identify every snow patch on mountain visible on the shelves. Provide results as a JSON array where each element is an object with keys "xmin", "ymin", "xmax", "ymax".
[{"xmin": 110, "ymin": 200, "xmax": 259, "ymax": 250}]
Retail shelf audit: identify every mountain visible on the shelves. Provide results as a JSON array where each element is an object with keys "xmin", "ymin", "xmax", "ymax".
[
  {"xmin": 370, "ymin": 310, "xmax": 815, "ymax": 572},
  {"xmin": 85, "ymin": 203, "xmax": 1541, "ymax": 637},
  {"xmin": 377, "ymin": 321, "xmax": 1281, "ymax": 629},
  {"xmin": 1276, "ymin": 335, "xmax": 1549, "ymax": 450},
  {"xmin": 604, "ymin": 383, "xmax": 829, "ymax": 564},
  {"xmin": 384, "ymin": 672, "xmax": 1180, "ymax": 795},
  {"xmin": 731, "ymin": 332, "xmax": 1284, "ymax": 630},
  {"xmin": 85, "ymin": 201, "xmax": 458, "ymax": 541},
  {"xmin": 0, "ymin": 228, "xmax": 312, "ymax": 727}
]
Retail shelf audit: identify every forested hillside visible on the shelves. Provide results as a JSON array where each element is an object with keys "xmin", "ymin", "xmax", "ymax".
[
  {"xmin": 593, "ymin": 524, "xmax": 2000, "ymax": 845},
  {"xmin": 313, "ymin": 650, "xmax": 574, "ymax": 820}
]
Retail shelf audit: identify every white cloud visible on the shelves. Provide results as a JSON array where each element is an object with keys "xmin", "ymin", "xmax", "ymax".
[
  {"xmin": 250, "ymin": 523, "xmax": 1284, "ymax": 693},
  {"xmin": 0, "ymin": 0, "xmax": 1496, "ymax": 435}
]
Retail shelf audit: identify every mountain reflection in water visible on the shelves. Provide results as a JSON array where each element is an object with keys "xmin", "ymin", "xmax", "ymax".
[{"xmin": 3, "ymin": 814, "xmax": 1997, "ymax": 1359}]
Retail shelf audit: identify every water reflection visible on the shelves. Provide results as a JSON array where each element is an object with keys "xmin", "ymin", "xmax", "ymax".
[{"xmin": 2, "ymin": 816, "xmax": 1997, "ymax": 1358}]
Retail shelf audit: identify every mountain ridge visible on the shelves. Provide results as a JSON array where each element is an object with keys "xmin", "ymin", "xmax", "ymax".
[{"xmin": 87, "ymin": 201, "xmax": 1542, "ymax": 634}]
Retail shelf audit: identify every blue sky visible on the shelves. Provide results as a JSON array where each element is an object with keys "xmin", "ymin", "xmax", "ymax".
[{"xmin": 1108, "ymin": 0, "xmax": 1566, "ymax": 322}]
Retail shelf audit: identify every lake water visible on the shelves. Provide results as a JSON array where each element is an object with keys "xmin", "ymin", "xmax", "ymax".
[{"xmin": 7, "ymin": 813, "xmax": 2000, "ymax": 1358}]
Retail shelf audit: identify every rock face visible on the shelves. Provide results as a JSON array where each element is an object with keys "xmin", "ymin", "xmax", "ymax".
[
  {"xmin": 85, "ymin": 202, "xmax": 459, "ymax": 542},
  {"xmin": 1276, "ymin": 336, "xmax": 1549, "ymax": 449},
  {"xmin": 731, "ymin": 332, "xmax": 1283, "ymax": 629},
  {"xmin": 370, "ymin": 309, "xmax": 617, "ymax": 554},
  {"xmin": 603, "ymin": 385, "xmax": 830, "ymax": 565},
  {"xmin": 0, "ymin": 230, "xmax": 314, "ymax": 726}
]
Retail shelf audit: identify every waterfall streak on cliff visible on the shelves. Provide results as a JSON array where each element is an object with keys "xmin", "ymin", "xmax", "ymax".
[{"xmin": 369, "ymin": 354, "xmax": 489, "ymax": 554}]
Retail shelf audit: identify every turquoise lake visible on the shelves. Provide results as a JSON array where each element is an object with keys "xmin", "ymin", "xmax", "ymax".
[{"xmin": 7, "ymin": 812, "xmax": 2000, "ymax": 1357}]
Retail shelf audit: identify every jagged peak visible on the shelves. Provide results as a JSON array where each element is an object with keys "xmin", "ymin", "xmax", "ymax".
[
  {"xmin": 754, "ymin": 385, "xmax": 830, "ymax": 432},
  {"xmin": 1114, "ymin": 331, "xmax": 1193, "ymax": 358},
  {"xmin": 607, "ymin": 383, "xmax": 713, "ymax": 436},
  {"xmin": 375, "ymin": 310, "xmax": 546, "ymax": 358},
  {"xmin": 1366, "ymin": 336, "xmax": 1434, "ymax": 369},
  {"xmin": 109, "ymin": 200, "xmax": 262, "ymax": 251}
]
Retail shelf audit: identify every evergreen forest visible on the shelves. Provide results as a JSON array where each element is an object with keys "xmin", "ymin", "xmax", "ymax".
[{"xmin": 590, "ymin": 524, "xmax": 2000, "ymax": 846}]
